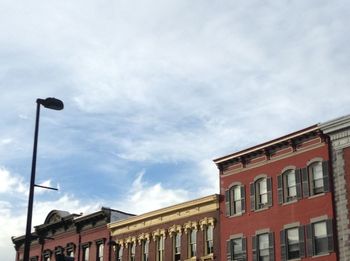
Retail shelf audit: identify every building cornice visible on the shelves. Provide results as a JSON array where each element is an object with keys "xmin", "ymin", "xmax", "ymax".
[
  {"xmin": 319, "ymin": 115, "xmax": 350, "ymax": 134},
  {"xmin": 213, "ymin": 125, "xmax": 319, "ymax": 165},
  {"xmin": 108, "ymin": 194, "xmax": 219, "ymax": 236}
]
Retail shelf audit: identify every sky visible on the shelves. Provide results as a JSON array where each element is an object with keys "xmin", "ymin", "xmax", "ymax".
[{"xmin": 1, "ymin": 0, "xmax": 350, "ymax": 260}]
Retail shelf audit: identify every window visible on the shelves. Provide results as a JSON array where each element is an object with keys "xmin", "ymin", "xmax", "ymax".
[
  {"xmin": 278, "ymin": 169, "xmax": 302, "ymax": 204},
  {"xmin": 205, "ymin": 225, "xmax": 214, "ymax": 255},
  {"xmin": 302, "ymin": 160, "xmax": 330, "ymax": 197},
  {"xmin": 173, "ymin": 233, "xmax": 181, "ymax": 261},
  {"xmin": 157, "ymin": 236, "xmax": 165, "ymax": 261},
  {"xmin": 252, "ymin": 232, "xmax": 274, "ymax": 261},
  {"xmin": 306, "ymin": 220, "xmax": 334, "ymax": 256},
  {"xmin": 188, "ymin": 229, "xmax": 197, "ymax": 257},
  {"xmin": 83, "ymin": 246, "xmax": 89, "ymax": 261},
  {"xmin": 43, "ymin": 251, "xmax": 51, "ymax": 261},
  {"xmin": 310, "ymin": 162, "xmax": 324, "ymax": 194},
  {"xmin": 258, "ymin": 234, "xmax": 269, "ymax": 261},
  {"xmin": 142, "ymin": 240, "xmax": 149, "ymax": 261},
  {"xmin": 250, "ymin": 177, "xmax": 272, "ymax": 211},
  {"xmin": 116, "ymin": 245, "xmax": 123, "ymax": 261},
  {"xmin": 66, "ymin": 244, "xmax": 75, "ymax": 257},
  {"xmin": 67, "ymin": 250, "xmax": 74, "ymax": 257},
  {"xmin": 227, "ymin": 237, "xmax": 246, "ymax": 261},
  {"xmin": 280, "ymin": 226, "xmax": 305, "ymax": 260},
  {"xmin": 97, "ymin": 243, "xmax": 104, "ymax": 261},
  {"xmin": 129, "ymin": 242, "xmax": 135, "ymax": 261},
  {"xmin": 225, "ymin": 185, "xmax": 245, "ymax": 216}
]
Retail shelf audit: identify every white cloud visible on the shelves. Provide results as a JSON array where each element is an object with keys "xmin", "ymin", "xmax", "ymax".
[
  {"xmin": 0, "ymin": 1, "xmax": 349, "ymax": 260},
  {"xmin": 0, "ymin": 167, "xmax": 26, "ymax": 194},
  {"xmin": 119, "ymin": 171, "xmax": 190, "ymax": 214}
]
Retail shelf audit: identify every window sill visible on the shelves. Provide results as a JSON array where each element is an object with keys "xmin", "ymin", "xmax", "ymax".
[
  {"xmin": 184, "ymin": 257, "xmax": 197, "ymax": 261},
  {"xmin": 253, "ymin": 206, "xmax": 271, "ymax": 213},
  {"xmin": 308, "ymin": 192, "xmax": 326, "ymax": 199},
  {"xmin": 200, "ymin": 253, "xmax": 214, "ymax": 260},
  {"xmin": 282, "ymin": 199, "xmax": 298, "ymax": 206},
  {"xmin": 228, "ymin": 212, "xmax": 244, "ymax": 218},
  {"xmin": 312, "ymin": 252, "xmax": 330, "ymax": 258}
]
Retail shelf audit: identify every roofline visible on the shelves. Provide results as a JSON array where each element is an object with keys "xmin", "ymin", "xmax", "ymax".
[
  {"xmin": 319, "ymin": 114, "xmax": 350, "ymax": 134},
  {"xmin": 108, "ymin": 194, "xmax": 219, "ymax": 229},
  {"xmin": 213, "ymin": 125, "xmax": 319, "ymax": 164},
  {"xmin": 74, "ymin": 207, "xmax": 134, "ymax": 223}
]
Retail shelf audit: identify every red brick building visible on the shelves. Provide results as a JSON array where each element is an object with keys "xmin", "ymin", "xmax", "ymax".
[
  {"xmin": 12, "ymin": 208, "xmax": 134, "ymax": 261},
  {"xmin": 108, "ymin": 195, "xmax": 220, "ymax": 261},
  {"xmin": 214, "ymin": 125, "xmax": 337, "ymax": 261}
]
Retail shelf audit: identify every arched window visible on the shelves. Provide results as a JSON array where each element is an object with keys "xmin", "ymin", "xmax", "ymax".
[
  {"xmin": 225, "ymin": 184, "xmax": 245, "ymax": 216},
  {"xmin": 277, "ymin": 169, "xmax": 302, "ymax": 204},
  {"xmin": 250, "ymin": 176, "xmax": 272, "ymax": 211},
  {"xmin": 301, "ymin": 160, "xmax": 330, "ymax": 197}
]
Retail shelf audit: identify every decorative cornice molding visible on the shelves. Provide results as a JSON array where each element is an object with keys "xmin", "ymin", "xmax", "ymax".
[
  {"xmin": 152, "ymin": 229, "xmax": 166, "ymax": 240},
  {"xmin": 109, "ymin": 195, "xmax": 219, "ymax": 236},
  {"xmin": 183, "ymin": 221, "xmax": 198, "ymax": 233},
  {"xmin": 214, "ymin": 125, "xmax": 319, "ymax": 164},
  {"xmin": 137, "ymin": 233, "xmax": 150, "ymax": 245},
  {"xmin": 319, "ymin": 115, "xmax": 350, "ymax": 135},
  {"xmin": 125, "ymin": 236, "xmax": 137, "ymax": 247},
  {"xmin": 168, "ymin": 224, "xmax": 183, "ymax": 237},
  {"xmin": 199, "ymin": 217, "xmax": 215, "ymax": 230}
]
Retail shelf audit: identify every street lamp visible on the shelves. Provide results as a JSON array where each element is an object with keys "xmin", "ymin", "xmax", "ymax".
[{"xmin": 23, "ymin": 98, "xmax": 64, "ymax": 261}]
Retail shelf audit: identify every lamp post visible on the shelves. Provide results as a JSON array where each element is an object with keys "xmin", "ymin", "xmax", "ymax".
[{"xmin": 23, "ymin": 98, "xmax": 64, "ymax": 261}]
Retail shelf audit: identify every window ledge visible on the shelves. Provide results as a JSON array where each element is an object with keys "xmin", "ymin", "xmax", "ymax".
[
  {"xmin": 308, "ymin": 192, "xmax": 326, "ymax": 199},
  {"xmin": 184, "ymin": 257, "xmax": 197, "ymax": 261},
  {"xmin": 282, "ymin": 199, "xmax": 298, "ymax": 206},
  {"xmin": 200, "ymin": 253, "xmax": 214, "ymax": 260},
  {"xmin": 253, "ymin": 206, "xmax": 271, "ymax": 213},
  {"xmin": 312, "ymin": 252, "xmax": 330, "ymax": 258},
  {"xmin": 228, "ymin": 212, "xmax": 244, "ymax": 218}
]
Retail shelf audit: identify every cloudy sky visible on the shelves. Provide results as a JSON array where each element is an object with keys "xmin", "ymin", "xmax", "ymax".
[{"xmin": 1, "ymin": 0, "xmax": 349, "ymax": 259}]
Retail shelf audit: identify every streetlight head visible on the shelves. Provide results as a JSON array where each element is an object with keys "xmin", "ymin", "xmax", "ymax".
[{"xmin": 37, "ymin": 97, "xmax": 64, "ymax": 110}]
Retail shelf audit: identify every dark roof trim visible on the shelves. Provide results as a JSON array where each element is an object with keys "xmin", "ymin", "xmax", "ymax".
[{"xmin": 213, "ymin": 125, "xmax": 319, "ymax": 165}]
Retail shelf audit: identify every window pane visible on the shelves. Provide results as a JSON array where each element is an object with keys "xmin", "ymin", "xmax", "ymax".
[
  {"xmin": 287, "ymin": 171, "xmax": 296, "ymax": 186},
  {"xmin": 287, "ymin": 228, "xmax": 299, "ymax": 259},
  {"xmin": 118, "ymin": 246, "xmax": 123, "ymax": 260},
  {"xmin": 143, "ymin": 240, "xmax": 149, "ymax": 261},
  {"xmin": 233, "ymin": 238, "xmax": 242, "ymax": 253},
  {"xmin": 287, "ymin": 228, "xmax": 299, "ymax": 243},
  {"xmin": 258, "ymin": 234, "xmax": 269, "ymax": 250},
  {"xmin": 314, "ymin": 179, "xmax": 324, "ymax": 189},
  {"xmin": 314, "ymin": 222, "xmax": 327, "ymax": 237},
  {"xmin": 234, "ymin": 200, "xmax": 242, "ymax": 213},
  {"xmin": 260, "ymin": 194, "xmax": 268, "ymax": 204},
  {"xmin": 314, "ymin": 222, "xmax": 328, "ymax": 255},
  {"xmin": 234, "ymin": 186, "xmax": 241, "ymax": 200},
  {"xmin": 259, "ymin": 180, "xmax": 267, "ymax": 194},
  {"xmin": 311, "ymin": 162, "xmax": 323, "ymax": 179}
]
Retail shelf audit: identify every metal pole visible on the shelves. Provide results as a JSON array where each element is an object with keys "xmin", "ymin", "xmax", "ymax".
[{"xmin": 23, "ymin": 101, "xmax": 41, "ymax": 261}]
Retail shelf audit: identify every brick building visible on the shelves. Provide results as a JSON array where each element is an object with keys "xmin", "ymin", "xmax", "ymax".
[
  {"xmin": 108, "ymin": 194, "xmax": 220, "ymax": 261},
  {"xmin": 12, "ymin": 208, "xmax": 134, "ymax": 261},
  {"xmin": 214, "ymin": 125, "xmax": 337, "ymax": 261}
]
